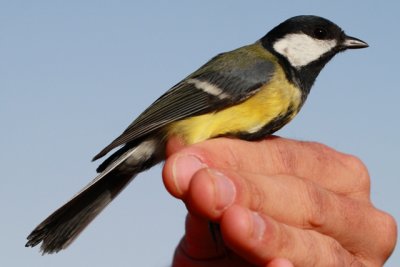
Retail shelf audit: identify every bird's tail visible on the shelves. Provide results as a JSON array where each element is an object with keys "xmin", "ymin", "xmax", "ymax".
[{"xmin": 25, "ymin": 137, "xmax": 164, "ymax": 254}]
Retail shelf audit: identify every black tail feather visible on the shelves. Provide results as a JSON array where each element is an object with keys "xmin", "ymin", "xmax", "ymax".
[
  {"xmin": 26, "ymin": 137, "xmax": 164, "ymax": 254},
  {"xmin": 25, "ymin": 171, "xmax": 134, "ymax": 254}
]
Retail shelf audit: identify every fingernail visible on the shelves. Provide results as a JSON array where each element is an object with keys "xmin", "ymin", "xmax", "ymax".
[
  {"xmin": 172, "ymin": 154, "xmax": 206, "ymax": 194},
  {"xmin": 209, "ymin": 169, "xmax": 236, "ymax": 210},
  {"xmin": 251, "ymin": 211, "xmax": 266, "ymax": 241}
]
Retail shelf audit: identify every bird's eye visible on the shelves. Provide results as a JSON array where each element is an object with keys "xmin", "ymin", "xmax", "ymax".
[{"xmin": 313, "ymin": 28, "xmax": 328, "ymax": 39}]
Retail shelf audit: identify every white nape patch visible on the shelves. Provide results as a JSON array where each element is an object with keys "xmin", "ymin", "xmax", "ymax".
[
  {"xmin": 273, "ymin": 33, "xmax": 337, "ymax": 68},
  {"xmin": 187, "ymin": 78, "xmax": 230, "ymax": 99}
]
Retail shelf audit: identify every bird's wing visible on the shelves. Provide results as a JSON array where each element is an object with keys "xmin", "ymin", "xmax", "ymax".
[{"xmin": 93, "ymin": 47, "xmax": 276, "ymax": 160}]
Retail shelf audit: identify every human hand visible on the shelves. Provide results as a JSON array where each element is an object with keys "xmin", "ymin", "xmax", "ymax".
[{"xmin": 162, "ymin": 137, "xmax": 397, "ymax": 267}]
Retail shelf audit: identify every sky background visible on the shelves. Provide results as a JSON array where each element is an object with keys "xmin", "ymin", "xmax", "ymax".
[{"xmin": 1, "ymin": 1, "xmax": 399, "ymax": 266}]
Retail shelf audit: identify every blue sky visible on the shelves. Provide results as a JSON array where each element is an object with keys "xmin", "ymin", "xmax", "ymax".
[{"xmin": 1, "ymin": 1, "xmax": 399, "ymax": 266}]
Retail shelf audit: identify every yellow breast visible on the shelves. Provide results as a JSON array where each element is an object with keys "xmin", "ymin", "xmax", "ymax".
[{"xmin": 168, "ymin": 56, "xmax": 302, "ymax": 145}]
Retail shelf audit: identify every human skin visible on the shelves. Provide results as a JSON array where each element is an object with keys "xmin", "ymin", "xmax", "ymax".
[{"xmin": 162, "ymin": 136, "xmax": 397, "ymax": 267}]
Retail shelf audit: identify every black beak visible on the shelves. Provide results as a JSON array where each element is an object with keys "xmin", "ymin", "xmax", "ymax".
[{"xmin": 342, "ymin": 35, "xmax": 369, "ymax": 49}]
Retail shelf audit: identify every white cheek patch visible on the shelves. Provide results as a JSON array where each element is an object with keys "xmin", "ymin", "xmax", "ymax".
[{"xmin": 273, "ymin": 33, "xmax": 337, "ymax": 68}]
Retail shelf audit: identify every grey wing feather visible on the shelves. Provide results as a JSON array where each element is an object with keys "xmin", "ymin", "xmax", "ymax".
[
  {"xmin": 93, "ymin": 50, "xmax": 276, "ymax": 160},
  {"xmin": 92, "ymin": 82, "xmax": 224, "ymax": 160}
]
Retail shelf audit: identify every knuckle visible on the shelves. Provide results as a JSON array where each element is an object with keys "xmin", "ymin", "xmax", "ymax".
[
  {"xmin": 307, "ymin": 141, "xmax": 333, "ymax": 152},
  {"xmin": 249, "ymin": 184, "xmax": 266, "ymax": 213},
  {"xmin": 342, "ymin": 154, "xmax": 371, "ymax": 191},
  {"xmin": 377, "ymin": 211, "xmax": 398, "ymax": 258},
  {"xmin": 381, "ymin": 211, "xmax": 397, "ymax": 235},
  {"xmin": 327, "ymin": 239, "xmax": 363, "ymax": 267},
  {"xmin": 238, "ymin": 175, "xmax": 265, "ymax": 212},
  {"xmin": 305, "ymin": 141, "xmax": 337, "ymax": 157},
  {"xmin": 273, "ymin": 222, "xmax": 291, "ymax": 254},
  {"xmin": 357, "ymin": 209, "xmax": 398, "ymax": 264},
  {"xmin": 344, "ymin": 155, "xmax": 369, "ymax": 179},
  {"xmin": 301, "ymin": 141, "xmax": 335, "ymax": 166},
  {"xmin": 327, "ymin": 239, "xmax": 347, "ymax": 266},
  {"xmin": 303, "ymin": 181, "xmax": 328, "ymax": 228},
  {"xmin": 268, "ymin": 138, "xmax": 298, "ymax": 173},
  {"xmin": 224, "ymin": 141, "xmax": 244, "ymax": 170}
]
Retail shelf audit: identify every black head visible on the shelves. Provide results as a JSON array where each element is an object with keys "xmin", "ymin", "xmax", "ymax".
[{"xmin": 261, "ymin": 15, "xmax": 368, "ymax": 91}]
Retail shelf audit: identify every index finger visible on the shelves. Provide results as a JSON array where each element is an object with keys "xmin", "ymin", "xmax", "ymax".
[{"xmin": 164, "ymin": 136, "xmax": 369, "ymax": 196}]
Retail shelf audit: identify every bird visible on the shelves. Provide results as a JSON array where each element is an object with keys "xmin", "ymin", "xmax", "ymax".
[{"xmin": 26, "ymin": 15, "xmax": 368, "ymax": 254}]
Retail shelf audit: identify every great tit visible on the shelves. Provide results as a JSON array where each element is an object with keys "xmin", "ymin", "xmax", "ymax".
[{"xmin": 26, "ymin": 15, "xmax": 368, "ymax": 253}]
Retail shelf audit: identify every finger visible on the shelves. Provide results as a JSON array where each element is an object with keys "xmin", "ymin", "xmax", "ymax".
[
  {"xmin": 176, "ymin": 214, "xmax": 223, "ymax": 260},
  {"xmin": 164, "ymin": 137, "xmax": 370, "ymax": 196},
  {"xmin": 182, "ymin": 167, "xmax": 386, "ymax": 259},
  {"xmin": 220, "ymin": 205, "xmax": 366, "ymax": 267},
  {"xmin": 265, "ymin": 259, "xmax": 294, "ymax": 267},
  {"xmin": 172, "ymin": 214, "xmax": 253, "ymax": 267},
  {"xmin": 163, "ymin": 152, "xmax": 208, "ymax": 198},
  {"xmin": 166, "ymin": 135, "xmax": 187, "ymax": 156}
]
